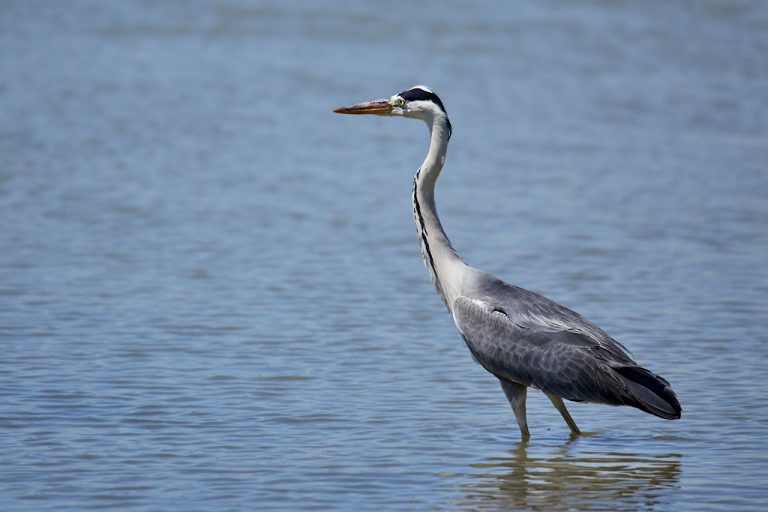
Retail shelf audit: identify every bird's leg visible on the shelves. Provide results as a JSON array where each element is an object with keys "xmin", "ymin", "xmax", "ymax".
[
  {"xmin": 545, "ymin": 392, "xmax": 581, "ymax": 435},
  {"xmin": 499, "ymin": 380, "xmax": 530, "ymax": 439}
]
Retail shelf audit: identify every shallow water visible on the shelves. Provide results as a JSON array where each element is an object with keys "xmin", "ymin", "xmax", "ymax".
[{"xmin": 1, "ymin": 0, "xmax": 767, "ymax": 510}]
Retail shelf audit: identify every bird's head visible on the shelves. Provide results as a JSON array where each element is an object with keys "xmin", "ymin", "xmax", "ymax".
[{"xmin": 334, "ymin": 85, "xmax": 451, "ymax": 136}]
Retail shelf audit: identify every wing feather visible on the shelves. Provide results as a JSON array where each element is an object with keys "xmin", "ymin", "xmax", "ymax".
[
  {"xmin": 453, "ymin": 296, "xmax": 627, "ymax": 404},
  {"xmin": 451, "ymin": 276, "xmax": 681, "ymax": 417},
  {"xmin": 471, "ymin": 277, "xmax": 636, "ymax": 364}
]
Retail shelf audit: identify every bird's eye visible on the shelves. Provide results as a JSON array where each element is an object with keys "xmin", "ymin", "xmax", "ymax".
[{"xmin": 397, "ymin": 98, "xmax": 406, "ymax": 107}]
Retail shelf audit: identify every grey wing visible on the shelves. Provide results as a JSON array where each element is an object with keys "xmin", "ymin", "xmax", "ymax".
[
  {"xmin": 452, "ymin": 277, "xmax": 682, "ymax": 418},
  {"xmin": 473, "ymin": 277, "xmax": 636, "ymax": 365},
  {"xmin": 452, "ymin": 295, "xmax": 629, "ymax": 405}
]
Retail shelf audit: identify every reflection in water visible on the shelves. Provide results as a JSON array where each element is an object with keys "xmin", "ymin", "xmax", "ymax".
[{"xmin": 458, "ymin": 441, "xmax": 682, "ymax": 511}]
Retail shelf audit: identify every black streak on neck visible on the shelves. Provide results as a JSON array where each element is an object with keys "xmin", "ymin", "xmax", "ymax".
[{"xmin": 413, "ymin": 170, "xmax": 440, "ymax": 289}]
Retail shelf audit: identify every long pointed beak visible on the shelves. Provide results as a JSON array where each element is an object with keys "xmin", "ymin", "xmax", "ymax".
[{"xmin": 334, "ymin": 99, "xmax": 392, "ymax": 116}]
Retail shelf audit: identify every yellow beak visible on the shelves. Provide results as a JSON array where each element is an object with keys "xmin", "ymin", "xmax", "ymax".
[{"xmin": 334, "ymin": 99, "xmax": 392, "ymax": 116}]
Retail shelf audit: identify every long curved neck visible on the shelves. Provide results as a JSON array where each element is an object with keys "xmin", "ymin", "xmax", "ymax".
[{"xmin": 412, "ymin": 114, "xmax": 467, "ymax": 310}]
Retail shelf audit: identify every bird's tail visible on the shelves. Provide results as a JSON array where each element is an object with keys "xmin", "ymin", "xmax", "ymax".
[{"xmin": 615, "ymin": 365, "xmax": 682, "ymax": 420}]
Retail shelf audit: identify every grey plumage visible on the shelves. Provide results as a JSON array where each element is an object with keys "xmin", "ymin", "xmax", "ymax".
[
  {"xmin": 335, "ymin": 85, "xmax": 681, "ymax": 438},
  {"xmin": 454, "ymin": 275, "xmax": 681, "ymax": 420}
]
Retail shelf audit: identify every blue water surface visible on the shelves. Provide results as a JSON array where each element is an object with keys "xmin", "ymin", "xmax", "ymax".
[{"xmin": 1, "ymin": 1, "xmax": 767, "ymax": 510}]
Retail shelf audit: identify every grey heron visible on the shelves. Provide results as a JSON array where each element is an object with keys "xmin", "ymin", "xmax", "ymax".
[{"xmin": 334, "ymin": 86, "xmax": 681, "ymax": 439}]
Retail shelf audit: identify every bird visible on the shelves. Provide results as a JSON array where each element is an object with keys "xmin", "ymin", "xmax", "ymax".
[{"xmin": 334, "ymin": 85, "xmax": 681, "ymax": 439}]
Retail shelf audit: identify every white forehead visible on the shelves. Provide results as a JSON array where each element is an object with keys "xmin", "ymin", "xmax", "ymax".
[{"xmin": 409, "ymin": 85, "xmax": 434, "ymax": 93}]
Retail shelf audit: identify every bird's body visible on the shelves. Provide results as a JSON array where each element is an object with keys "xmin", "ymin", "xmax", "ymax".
[{"xmin": 335, "ymin": 86, "xmax": 681, "ymax": 438}]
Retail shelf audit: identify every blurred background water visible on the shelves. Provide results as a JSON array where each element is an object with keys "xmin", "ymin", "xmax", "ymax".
[{"xmin": 1, "ymin": 0, "xmax": 767, "ymax": 510}]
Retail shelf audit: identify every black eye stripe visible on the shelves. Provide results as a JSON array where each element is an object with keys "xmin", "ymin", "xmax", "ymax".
[
  {"xmin": 398, "ymin": 88, "xmax": 447, "ymax": 113},
  {"xmin": 397, "ymin": 87, "xmax": 452, "ymax": 139}
]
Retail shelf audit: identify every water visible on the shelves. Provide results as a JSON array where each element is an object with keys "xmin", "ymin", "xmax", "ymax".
[{"xmin": 1, "ymin": 0, "xmax": 767, "ymax": 510}]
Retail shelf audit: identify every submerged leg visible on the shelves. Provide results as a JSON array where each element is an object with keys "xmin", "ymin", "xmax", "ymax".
[
  {"xmin": 545, "ymin": 392, "xmax": 581, "ymax": 435},
  {"xmin": 499, "ymin": 380, "xmax": 530, "ymax": 439}
]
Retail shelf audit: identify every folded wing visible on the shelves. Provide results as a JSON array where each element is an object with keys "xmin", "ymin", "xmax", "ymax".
[{"xmin": 452, "ymin": 292, "xmax": 681, "ymax": 419}]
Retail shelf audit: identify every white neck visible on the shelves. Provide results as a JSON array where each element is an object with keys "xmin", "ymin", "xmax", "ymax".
[{"xmin": 412, "ymin": 113, "xmax": 469, "ymax": 311}]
